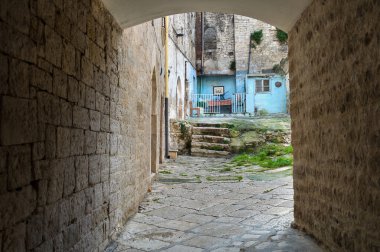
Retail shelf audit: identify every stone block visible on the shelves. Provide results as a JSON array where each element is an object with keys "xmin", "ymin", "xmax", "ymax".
[
  {"xmin": 99, "ymin": 154, "xmax": 110, "ymax": 181},
  {"xmin": 81, "ymin": 56, "xmax": 93, "ymax": 86},
  {"xmin": 73, "ymin": 106, "xmax": 90, "ymax": 129},
  {"xmin": 84, "ymin": 130, "xmax": 97, "ymax": 155},
  {"xmin": 63, "ymin": 158, "xmax": 75, "ymax": 196},
  {"xmin": 37, "ymin": 179, "xmax": 48, "ymax": 207},
  {"xmin": 32, "ymin": 66, "xmax": 53, "ymax": 93},
  {"xmin": 32, "ymin": 142, "xmax": 45, "ymax": 161},
  {"xmin": 7, "ymin": 145, "xmax": 32, "ymax": 190},
  {"xmin": 109, "ymin": 133, "xmax": 118, "ymax": 155},
  {"xmin": 96, "ymin": 132, "xmax": 107, "ymax": 154},
  {"xmin": 75, "ymin": 156, "xmax": 88, "ymax": 192},
  {"xmin": 0, "ymin": 96, "xmax": 37, "ymax": 145},
  {"xmin": 59, "ymin": 198, "xmax": 71, "ymax": 228},
  {"xmin": 70, "ymin": 129, "xmax": 84, "ymax": 155},
  {"xmin": 26, "ymin": 210, "xmax": 44, "ymax": 250},
  {"xmin": 78, "ymin": 81, "xmax": 86, "ymax": 107},
  {"xmin": 70, "ymin": 191, "xmax": 86, "ymax": 222},
  {"xmin": 53, "ymin": 68, "xmax": 67, "ymax": 99},
  {"xmin": 89, "ymin": 110, "xmax": 101, "ymax": 131},
  {"xmin": 46, "ymin": 159, "xmax": 66, "ymax": 204},
  {"xmin": 96, "ymin": 92, "xmax": 109, "ymax": 114},
  {"xmin": 9, "ymin": 58, "xmax": 29, "ymax": 98},
  {"xmin": 43, "ymin": 202, "xmax": 60, "ymax": 240},
  {"xmin": 77, "ymin": 2, "xmax": 88, "ymax": 33},
  {"xmin": 0, "ymin": 0, "xmax": 30, "ymax": 34},
  {"xmin": 88, "ymin": 155, "xmax": 100, "ymax": 185},
  {"xmin": 37, "ymin": 91, "xmax": 60, "ymax": 125},
  {"xmin": 71, "ymin": 27, "xmax": 87, "ymax": 53},
  {"xmin": 0, "ymin": 185, "xmax": 36, "ymax": 231},
  {"xmin": 56, "ymin": 127, "xmax": 71, "ymax": 158},
  {"xmin": 100, "ymin": 114, "xmax": 110, "ymax": 132},
  {"xmin": 45, "ymin": 125, "xmax": 56, "ymax": 159},
  {"xmin": 85, "ymin": 86, "xmax": 96, "ymax": 109},
  {"xmin": 37, "ymin": 0, "xmax": 55, "ymax": 27},
  {"xmin": 55, "ymin": 9, "xmax": 71, "ymax": 40},
  {"xmin": 45, "ymin": 26, "xmax": 62, "ymax": 67},
  {"xmin": 60, "ymin": 99, "xmax": 73, "ymax": 127},
  {"xmin": 62, "ymin": 41, "xmax": 76, "ymax": 76},
  {"xmin": 94, "ymin": 183, "xmax": 103, "ymax": 208},
  {"xmin": 3, "ymin": 222, "xmax": 26, "ymax": 252},
  {"xmin": 67, "ymin": 76, "xmax": 79, "ymax": 103},
  {"xmin": 0, "ymin": 22, "xmax": 37, "ymax": 64},
  {"xmin": 0, "ymin": 53, "xmax": 8, "ymax": 95},
  {"xmin": 84, "ymin": 187, "xmax": 94, "ymax": 214},
  {"xmin": 63, "ymin": 222, "xmax": 79, "ymax": 250}
]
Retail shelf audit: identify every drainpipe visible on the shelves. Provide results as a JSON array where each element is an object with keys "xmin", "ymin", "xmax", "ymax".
[
  {"xmin": 165, "ymin": 16, "xmax": 169, "ymax": 158},
  {"xmin": 247, "ymin": 38, "xmax": 252, "ymax": 74}
]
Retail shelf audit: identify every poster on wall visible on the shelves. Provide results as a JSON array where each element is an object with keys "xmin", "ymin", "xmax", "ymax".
[{"xmin": 213, "ymin": 86, "xmax": 224, "ymax": 95}]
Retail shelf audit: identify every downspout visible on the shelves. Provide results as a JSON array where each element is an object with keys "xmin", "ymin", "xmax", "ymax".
[
  {"xmin": 201, "ymin": 12, "xmax": 204, "ymax": 92},
  {"xmin": 247, "ymin": 38, "xmax": 252, "ymax": 75},
  {"xmin": 164, "ymin": 16, "xmax": 169, "ymax": 158}
]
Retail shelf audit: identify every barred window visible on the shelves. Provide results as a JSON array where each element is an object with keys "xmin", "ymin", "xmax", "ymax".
[{"xmin": 255, "ymin": 79, "xmax": 270, "ymax": 93}]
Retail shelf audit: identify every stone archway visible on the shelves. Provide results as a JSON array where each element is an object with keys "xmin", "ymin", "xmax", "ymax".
[{"xmin": 102, "ymin": 0, "xmax": 312, "ymax": 32}]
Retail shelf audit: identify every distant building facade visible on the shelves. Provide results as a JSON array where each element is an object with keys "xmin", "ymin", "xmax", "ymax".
[{"xmin": 195, "ymin": 13, "xmax": 289, "ymax": 115}]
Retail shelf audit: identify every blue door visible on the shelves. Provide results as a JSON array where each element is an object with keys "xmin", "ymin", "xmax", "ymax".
[{"xmin": 246, "ymin": 76, "xmax": 287, "ymax": 114}]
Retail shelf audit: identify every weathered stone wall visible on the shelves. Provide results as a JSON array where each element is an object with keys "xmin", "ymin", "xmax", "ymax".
[
  {"xmin": 290, "ymin": 0, "xmax": 380, "ymax": 250},
  {"xmin": 0, "ymin": 0, "xmax": 165, "ymax": 251},
  {"xmin": 168, "ymin": 13, "xmax": 197, "ymax": 120},
  {"xmin": 234, "ymin": 16, "xmax": 288, "ymax": 74},
  {"xmin": 202, "ymin": 13, "xmax": 235, "ymax": 75}
]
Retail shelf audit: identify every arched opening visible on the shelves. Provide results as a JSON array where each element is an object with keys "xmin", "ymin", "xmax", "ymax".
[{"xmin": 150, "ymin": 68, "xmax": 159, "ymax": 174}]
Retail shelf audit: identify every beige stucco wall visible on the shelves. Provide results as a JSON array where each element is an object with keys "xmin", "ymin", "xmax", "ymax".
[{"xmin": 290, "ymin": 0, "xmax": 380, "ymax": 250}]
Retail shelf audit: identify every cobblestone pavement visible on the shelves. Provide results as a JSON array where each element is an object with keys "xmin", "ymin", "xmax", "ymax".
[{"xmin": 106, "ymin": 156, "xmax": 322, "ymax": 252}]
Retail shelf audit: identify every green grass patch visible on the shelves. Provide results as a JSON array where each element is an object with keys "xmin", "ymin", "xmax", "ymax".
[
  {"xmin": 180, "ymin": 173, "xmax": 188, "ymax": 176},
  {"xmin": 159, "ymin": 170, "xmax": 172, "ymax": 174},
  {"xmin": 231, "ymin": 144, "xmax": 293, "ymax": 168},
  {"xmin": 220, "ymin": 167, "xmax": 232, "ymax": 173}
]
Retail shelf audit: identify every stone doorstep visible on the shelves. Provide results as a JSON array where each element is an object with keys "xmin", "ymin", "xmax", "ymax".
[
  {"xmin": 192, "ymin": 134, "xmax": 231, "ymax": 144},
  {"xmin": 192, "ymin": 127, "xmax": 230, "ymax": 137},
  {"xmin": 191, "ymin": 147, "xmax": 230, "ymax": 157},
  {"xmin": 192, "ymin": 142, "xmax": 231, "ymax": 151}
]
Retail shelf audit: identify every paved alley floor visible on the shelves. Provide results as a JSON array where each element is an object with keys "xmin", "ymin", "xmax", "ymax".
[{"xmin": 106, "ymin": 156, "xmax": 322, "ymax": 252}]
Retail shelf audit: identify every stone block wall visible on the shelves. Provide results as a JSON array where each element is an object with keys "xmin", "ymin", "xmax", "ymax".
[
  {"xmin": 290, "ymin": 0, "xmax": 380, "ymax": 250},
  {"xmin": 202, "ymin": 13, "xmax": 235, "ymax": 75},
  {"xmin": 234, "ymin": 15, "xmax": 288, "ymax": 74},
  {"xmin": 0, "ymin": 0, "xmax": 165, "ymax": 251}
]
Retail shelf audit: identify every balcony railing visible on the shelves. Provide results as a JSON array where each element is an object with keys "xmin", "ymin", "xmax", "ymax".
[{"xmin": 191, "ymin": 93, "xmax": 246, "ymax": 115}]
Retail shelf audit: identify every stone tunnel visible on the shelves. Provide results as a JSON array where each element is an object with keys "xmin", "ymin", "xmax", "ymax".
[{"xmin": 0, "ymin": 0, "xmax": 379, "ymax": 251}]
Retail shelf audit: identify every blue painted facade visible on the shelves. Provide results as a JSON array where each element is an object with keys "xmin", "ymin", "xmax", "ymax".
[
  {"xmin": 246, "ymin": 75, "xmax": 287, "ymax": 114},
  {"xmin": 196, "ymin": 74, "xmax": 287, "ymax": 114},
  {"xmin": 196, "ymin": 75, "xmax": 236, "ymax": 99}
]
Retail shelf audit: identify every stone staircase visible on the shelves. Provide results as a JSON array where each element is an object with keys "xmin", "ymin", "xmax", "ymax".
[{"xmin": 191, "ymin": 123, "xmax": 232, "ymax": 157}]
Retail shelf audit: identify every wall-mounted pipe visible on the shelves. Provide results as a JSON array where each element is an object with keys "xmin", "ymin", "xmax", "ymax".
[{"xmin": 164, "ymin": 16, "xmax": 169, "ymax": 158}]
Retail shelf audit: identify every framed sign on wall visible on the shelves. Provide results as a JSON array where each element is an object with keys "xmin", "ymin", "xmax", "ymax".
[{"xmin": 213, "ymin": 86, "xmax": 224, "ymax": 95}]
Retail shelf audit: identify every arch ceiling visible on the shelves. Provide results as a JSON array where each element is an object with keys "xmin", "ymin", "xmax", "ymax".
[{"xmin": 102, "ymin": 0, "xmax": 312, "ymax": 32}]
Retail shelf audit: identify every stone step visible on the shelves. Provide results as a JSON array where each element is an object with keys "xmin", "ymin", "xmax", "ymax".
[
  {"xmin": 192, "ymin": 127, "xmax": 230, "ymax": 137},
  {"xmin": 191, "ymin": 148, "xmax": 230, "ymax": 158},
  {"xmin": 192, "ymin": 122, "xmax": 233, "ymax": 128},
  {"xmin": 192, "ymin": 142, "xmax": 231, "ymax": 151},
  {"xmin": 192, "ymin": 135, "xmax": 231, "ymax": 144}
]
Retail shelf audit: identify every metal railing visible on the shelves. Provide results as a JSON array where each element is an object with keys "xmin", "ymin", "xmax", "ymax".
[
  {"xmin": 191, "ymin": 94, "xmax": 221, "ymax": 114},
  {"xmin": 191, "ymin": 93, "xmax": 246, "ymax": 116},
  {"xmin": 232, "ymin": 93, "xmax": 246, "ymax": 114}
]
